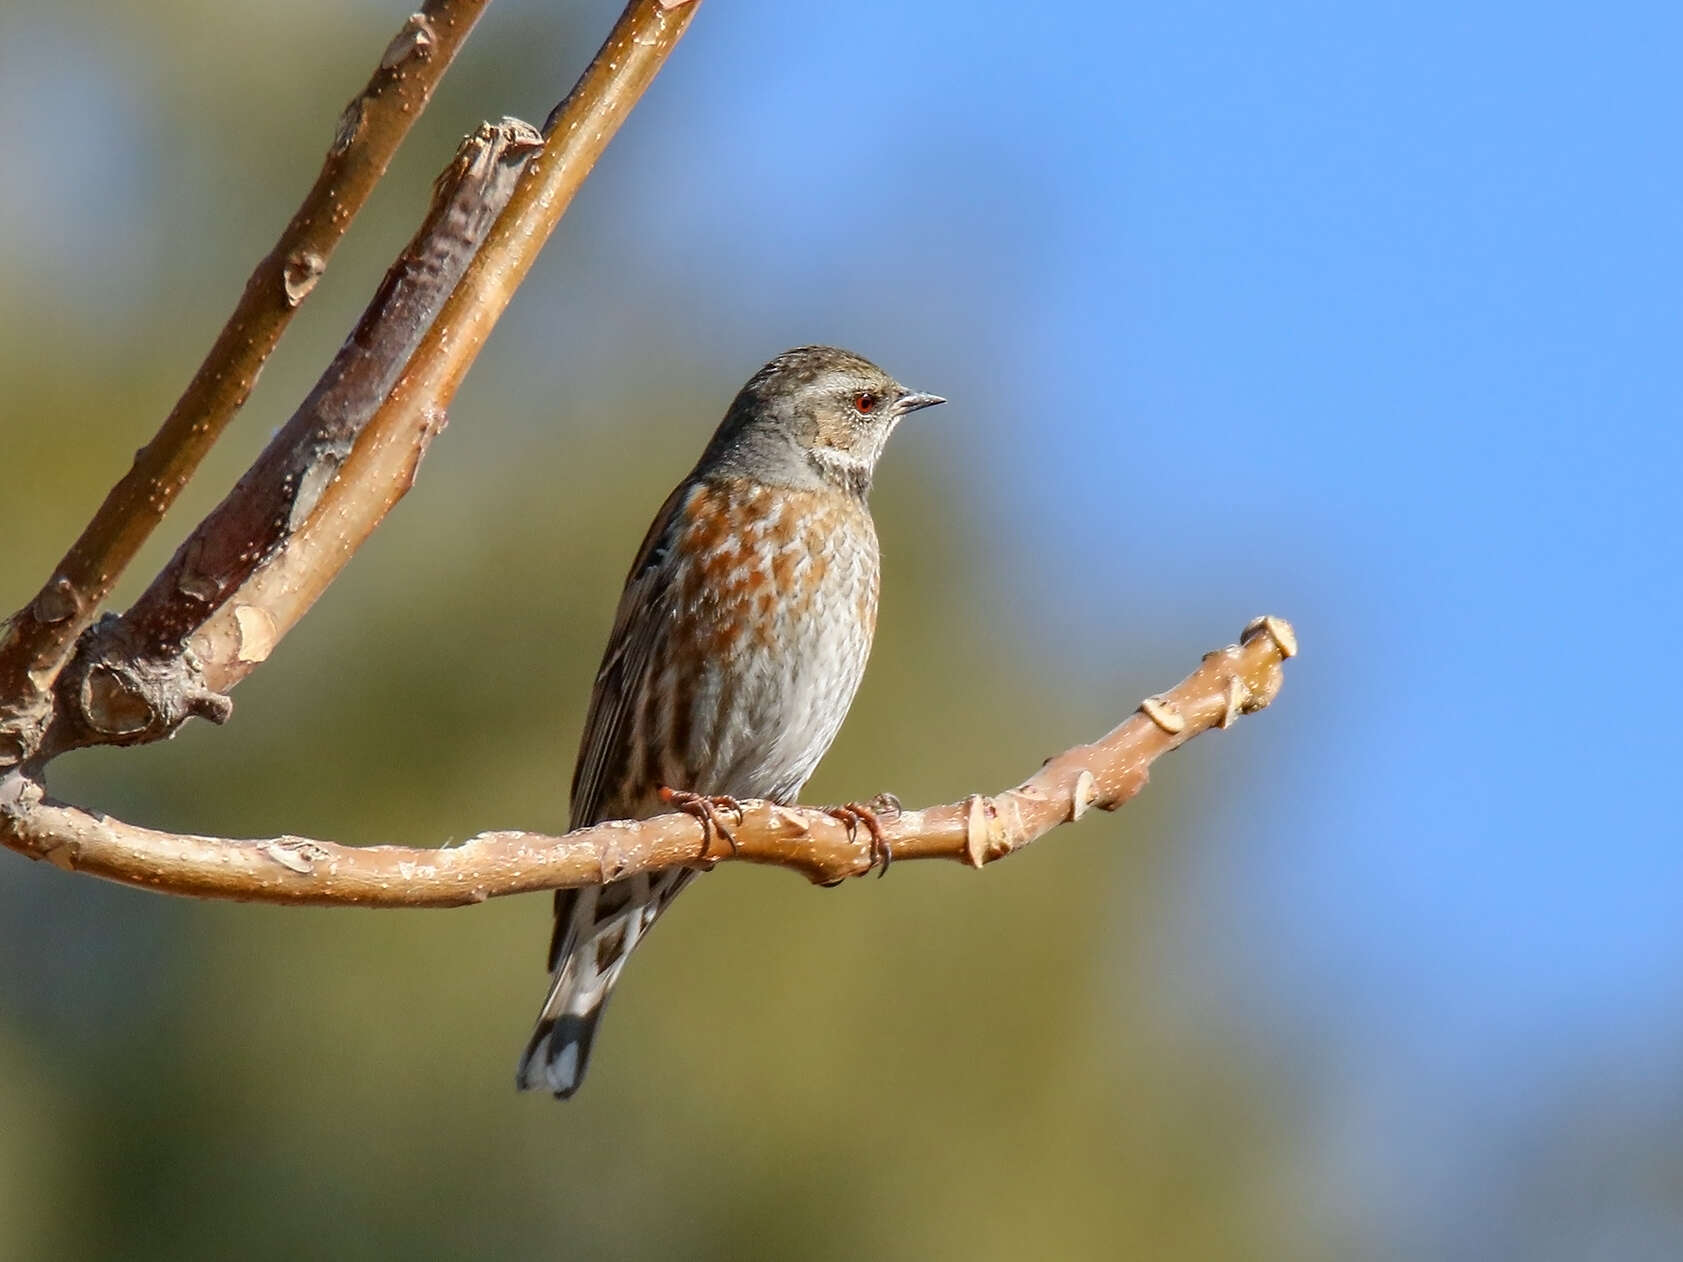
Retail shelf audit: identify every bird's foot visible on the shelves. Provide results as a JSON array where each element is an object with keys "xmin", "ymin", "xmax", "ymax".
[
  {"xmin": 825, "ymin": 793, "xmax": 900, "ymax": 878},
  {"xmin": 659, "ymin": 787, "xmax": 746, "ymax": 857}
]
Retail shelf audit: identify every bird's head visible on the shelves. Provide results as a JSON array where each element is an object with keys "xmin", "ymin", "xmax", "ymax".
[{"xmin": 703, "ymin": 345, "xmax": 945, "ymax": 496}]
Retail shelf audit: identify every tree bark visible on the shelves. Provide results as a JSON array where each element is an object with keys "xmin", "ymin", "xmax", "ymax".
[{"xmin": 0, "ymin": 619, "xmax": 1297, "ymax": 905}]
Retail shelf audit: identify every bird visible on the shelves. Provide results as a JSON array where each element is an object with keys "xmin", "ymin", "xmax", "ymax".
[{"xmin": 516, "ymin": 345, "xmax": 945, "ymax": 1098}]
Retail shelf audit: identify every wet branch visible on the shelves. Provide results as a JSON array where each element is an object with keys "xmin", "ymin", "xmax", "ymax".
[{"xmin": 0, "ymin": 619, "xmax": 1298, "ymax": 906}]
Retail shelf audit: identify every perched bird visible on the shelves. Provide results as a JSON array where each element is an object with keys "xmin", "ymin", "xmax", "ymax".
[{"xmin": 516, "ymin": 345, "xmax": 944, "ymax": 1098}]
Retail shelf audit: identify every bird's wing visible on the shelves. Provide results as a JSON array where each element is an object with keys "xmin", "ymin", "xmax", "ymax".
[{"xmin": 551, "ymin": 479, "xmax": 693, "ymax": 970}]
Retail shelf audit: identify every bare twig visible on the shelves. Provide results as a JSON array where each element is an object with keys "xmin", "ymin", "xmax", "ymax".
[
  {"xmin": 0, "ymin": 0, "xmax": 490, "ymax": 767},
  {"xmin": 19, "ymin": 0, "xmax": 700, "ymax": 759},
  {"xmin": 0, "ymin": 619, "xmax": 1298, "ymax": 906},
  {"xmin": 35, "ymin": 119, "xmax": 543, "ymax": 759},
  {"xmin": 187, "ymin": 0, "xmax": 702, "ymax": 700}
]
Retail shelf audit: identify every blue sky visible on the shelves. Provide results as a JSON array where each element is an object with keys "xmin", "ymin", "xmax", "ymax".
[
  {"xmin": 639, "ymin": 8, "xmax": 1683, "ymax": 966},
  {"xmin": 622, "ymin": 2, "xmax": 1683, "ymax": 1248}
]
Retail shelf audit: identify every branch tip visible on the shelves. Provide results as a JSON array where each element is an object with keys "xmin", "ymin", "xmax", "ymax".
[{"xmin": 1243, "ymin": 614, "xmax": 1298, "ymax": 659}]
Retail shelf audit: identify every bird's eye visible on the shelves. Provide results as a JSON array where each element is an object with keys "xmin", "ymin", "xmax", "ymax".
[{"xmin": 853, "ymin": 392, "xmax": 879, "ymax": 415}]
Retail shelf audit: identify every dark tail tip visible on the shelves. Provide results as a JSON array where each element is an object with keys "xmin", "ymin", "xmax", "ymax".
[{"xmin": 516, "ymin": 1012, "xmax": 601, "ymax": 1100}]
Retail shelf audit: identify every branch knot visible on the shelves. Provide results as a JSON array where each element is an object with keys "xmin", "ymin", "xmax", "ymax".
[{"xmin": 51, "ymin": 616, "xmax": 232, "ymax": 754}]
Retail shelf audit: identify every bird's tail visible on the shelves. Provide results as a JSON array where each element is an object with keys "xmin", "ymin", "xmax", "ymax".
[{"xmin": 516, "ymin": 867, "xmax": 696, "ymax": 1098}]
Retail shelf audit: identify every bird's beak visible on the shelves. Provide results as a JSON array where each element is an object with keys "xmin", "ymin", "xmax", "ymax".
[{"xmin": 896, "ymin": 391, "xmax": 946, "ymax": 415}]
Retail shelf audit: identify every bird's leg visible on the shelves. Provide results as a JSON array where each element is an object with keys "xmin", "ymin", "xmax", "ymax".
[
  {"xmin": 659, "ymin": 787, "xmax": 745, "ymax": 856},
  {"xmin": 824, "ymin": 793, "xmax": 900, "ymax": 877}
]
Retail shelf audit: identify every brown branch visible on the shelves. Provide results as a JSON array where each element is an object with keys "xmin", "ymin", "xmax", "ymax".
[
  {"xmin": 0, "ymin": 618, "xmax": 1298, "ymax": 907},
  {"xmin": 21, "ymin": 0, "xmax": 700, "ymax": 758},
  {"xmin": 35, "ymin": 119, "xmax": 543, "ymax": 759},
  {"xmin": 0, "ymin": 0, "xmax": 490, "ymax": 767},
  {"xmin": 384, "ymin": 0, "xmax": 704, "ymax": 417},
  {"xmin": 0, "ymin": 0, "xmax": 1292, "ymax": 937},
  {"xmin": 184, "ymin": 0, "xmax": 702, "ymax": 701}
]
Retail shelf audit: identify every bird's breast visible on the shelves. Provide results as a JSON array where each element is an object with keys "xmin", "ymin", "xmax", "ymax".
[{"xmin": 662, "ymin": 478, "xmax": 880, "ymax": 799}]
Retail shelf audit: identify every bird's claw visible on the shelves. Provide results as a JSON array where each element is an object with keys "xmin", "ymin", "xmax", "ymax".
[
  {"xmin": 660, "ymin": 787, "xmax": 745, "ymax": 857},
  {"xmin": 825, "ymin": 800, "xmax": 894, "ymax": 877}
]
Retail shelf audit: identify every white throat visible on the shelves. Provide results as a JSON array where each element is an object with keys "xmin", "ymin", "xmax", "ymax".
[{"xmin": 807, "ymin": 444, "xmax": 873, "ymax": 495}]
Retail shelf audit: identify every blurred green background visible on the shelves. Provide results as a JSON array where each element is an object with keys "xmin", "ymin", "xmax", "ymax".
[{"xmin": 0, "ymin": 2, "xmax": 1330, "ymax": 1258}]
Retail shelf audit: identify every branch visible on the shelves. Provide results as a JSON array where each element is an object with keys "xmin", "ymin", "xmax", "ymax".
[
  {"xmin": 186, "ymin": 0, "xmax": 701, "ymax": 701},
  {"xmin": 36, "ymin": 119, "xmax": 543, "ymax": 759},
  {"xmin": 0, "ymin": 0, "xmax": 490, "ymax": 766},
  {"xmin": 0, "ymin": 619, "xmax": 1298, "ymax": 906},
  {"xmin": 17, "ymin": 0, "xmax": 700, "ymax": 760}
]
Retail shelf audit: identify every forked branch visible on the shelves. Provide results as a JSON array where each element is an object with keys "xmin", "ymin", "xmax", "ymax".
[
  {"xmin": 0, "ymin": 0, "xmax": 490, "ymax": 766},
  {"xmin": 0, "ymin": 619, "xmax": 1298, "ymax": 906},
  {"xmin": 4, "ymin": 0, "xmax": 700, "ymax": 764},
  {"xmin": 0, "ymin": 0, "xmax": 1295, "ymax": 922},
  {"xmin": 35, "ymin": 118, "xmax": 544, "ymax": 761}
]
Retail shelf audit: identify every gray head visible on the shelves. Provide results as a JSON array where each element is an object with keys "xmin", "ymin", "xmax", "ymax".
[{"xmin": 697, "ymin": 346, "xmax": 945, "ymax": 497}]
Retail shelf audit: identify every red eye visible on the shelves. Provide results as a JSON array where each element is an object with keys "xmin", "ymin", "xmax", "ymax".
[{"xmin": 853, "ymin": 392, "xmax": 879, "ymax": 414}]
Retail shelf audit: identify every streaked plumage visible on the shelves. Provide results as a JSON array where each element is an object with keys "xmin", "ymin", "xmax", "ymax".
[{"xmin": 516, "ymin": 346, "xmax": 943, "ymax": 1098}]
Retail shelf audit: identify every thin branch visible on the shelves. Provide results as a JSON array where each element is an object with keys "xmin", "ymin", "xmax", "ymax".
[
  {"xmin": 188, "ymin": 0, "xmax": 701, "ymax": 700},
  {"xmin": 23, "ymin": 0, "xmax": 699, "ymax": 758},
  {"xmin": 0, "ymin": 0, "xmax": 1292, "ymax": 942},
  {"xmin": 0, "ymin": 0, "xmax": 490, "ymax": 767},
  {"xmin": 36, "ymin": 119, "xmax": 543, "ymax": 760},
  {"xmin": 0, "ymin": 619, "xmax": 1298, "ymax": 907},
  {"xmin": 387, "ymin": 0, "xmax": 704, "ymax": 416}
]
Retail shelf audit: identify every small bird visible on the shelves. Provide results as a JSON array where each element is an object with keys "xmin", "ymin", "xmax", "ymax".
[{"xmin": 516, "ymin": 345, "xmax": 944, "ymax": 1098}]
